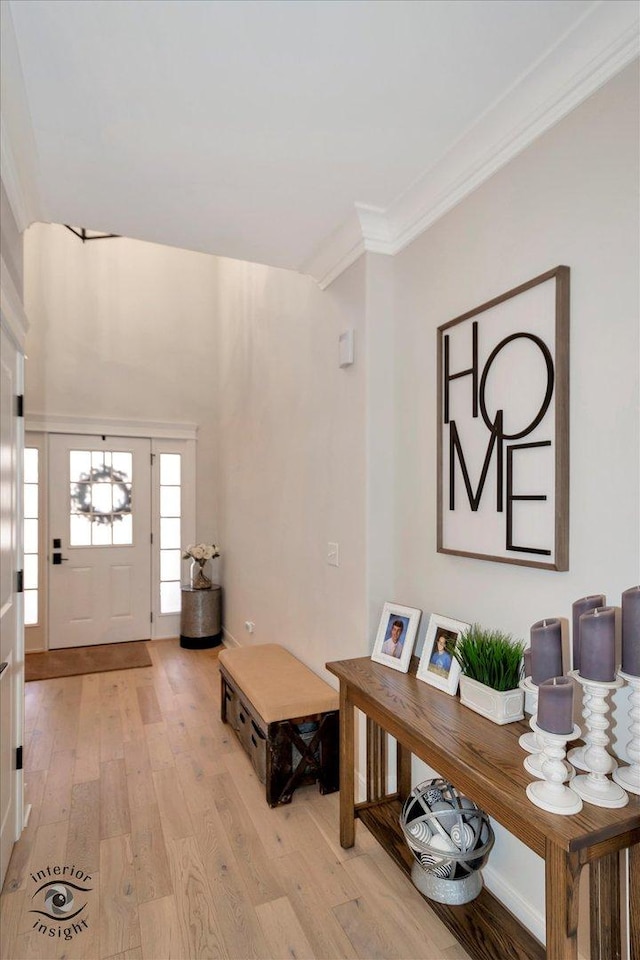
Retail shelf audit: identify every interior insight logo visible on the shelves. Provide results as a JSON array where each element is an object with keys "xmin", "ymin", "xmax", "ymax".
[{"xmin": 29, "ymin": 864, "xmax": 92, "ymax": 942}]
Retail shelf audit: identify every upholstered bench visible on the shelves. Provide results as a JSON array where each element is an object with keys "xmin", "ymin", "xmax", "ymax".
[{"xmin": 218, "ymin": 643, "xmax": 339, "ymax": 807}]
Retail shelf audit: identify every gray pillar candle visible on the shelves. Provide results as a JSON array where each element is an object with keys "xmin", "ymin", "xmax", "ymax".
[
  {"xmin": 537, "ymin": 677, "xmax": 574, "ymax": 735},
  {"xmin": 621, "ymin": 586, "xmax": 640, "ymax": 677},
  {"xmin": 523, "ymin": 648, "xmax": 532, "ymax": 680},
  {"xmin": 579, "ymin": 606, "xmax": 616, "ymax": 681},
  {"xmin": 572, "ymin": 594, "xmax": 606, "ymax": 672},
  {"xmin": 530, "ymin": 619, "xmax": 562, "ymax": 685}
]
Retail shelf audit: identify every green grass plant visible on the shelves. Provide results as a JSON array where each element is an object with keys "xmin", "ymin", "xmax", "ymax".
[{"xmin": 453, "ymin": 623, "xmax": 526, "ymax": 692}]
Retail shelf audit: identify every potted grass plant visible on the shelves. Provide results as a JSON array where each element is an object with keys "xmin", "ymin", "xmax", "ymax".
[{"xmin": 454, "ymin": 624, "xmax": 527, "ymax": 725}]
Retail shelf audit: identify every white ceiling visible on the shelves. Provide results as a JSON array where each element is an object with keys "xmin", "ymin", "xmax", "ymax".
[{"xmin": 1, "ymin": 0, "xmax": 638, "ymax": 284}]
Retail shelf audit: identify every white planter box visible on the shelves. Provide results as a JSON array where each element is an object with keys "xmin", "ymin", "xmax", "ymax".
[{"xmin": 459, "ymin": 675, "xmax": 524, "ymax": 725}]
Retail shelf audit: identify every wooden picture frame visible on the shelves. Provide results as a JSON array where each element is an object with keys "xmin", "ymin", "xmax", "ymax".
[
  {"xmin": 371, "ymin": 602, "xmax": 421, "ymax": 674},
  {"xmin": 437, "ymin": 266, "xmax": 569, "ymax": 570},
  {"xmin": 416, "ymin": 614, "xmax": 468, "ymax": 695}
]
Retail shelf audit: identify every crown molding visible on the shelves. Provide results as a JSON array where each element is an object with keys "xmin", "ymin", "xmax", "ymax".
[
  {"xmin": 0, "ymin": 115, "xmax": 35, "ymax": 234},
  {"xmin": 0, "ymin": 253, "xmax": 29, "ymax": 351},
  {"xmin": 300, "ymin": 210, "xmax": 366, "ymax": 290},
  {"xmin": 306, "ymin": 1, "xmax": 639, "ymax": 286},
  {"xmin": 0, "ymin": 1, "xmax": 45, "ymax": 232},
  {"xmin": 25, "ymin": 413, "xmax": 198, "ymax": 440}
]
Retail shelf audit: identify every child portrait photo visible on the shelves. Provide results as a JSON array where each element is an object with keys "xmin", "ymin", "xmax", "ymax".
[
  {"xmin": 417, "ymin": 614, "xmax": 469, "ymax": 694},
  {"xmin": 371, "ymin": 602, "xmax": 421, "ymax": 674}
]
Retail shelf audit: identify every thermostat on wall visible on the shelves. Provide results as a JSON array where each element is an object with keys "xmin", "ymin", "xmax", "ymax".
[{"xmin": 339, "ymin": 329, "xmax": 354, "ymax": 367}]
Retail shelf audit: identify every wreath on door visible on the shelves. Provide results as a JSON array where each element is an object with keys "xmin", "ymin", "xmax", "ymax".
[{"xmin": 70, "ymin": 465, "xmax": 132, "ymax": 525}]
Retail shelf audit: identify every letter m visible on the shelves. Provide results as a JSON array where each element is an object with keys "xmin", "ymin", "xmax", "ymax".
[{"xmin": 449, "ymin": 412, "xmax": 503, "ymax": 512}]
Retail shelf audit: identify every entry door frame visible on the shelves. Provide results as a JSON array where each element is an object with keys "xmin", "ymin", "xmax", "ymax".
[
  {"xmin": 25, "ymin": 415, "xmax": 197, "ymax": 650},
  {"xmin": 0, "ymin": 255, "xmax": 27, "ymax": 888},
  {"xmin": 48, "ymin": 434, "xmax": 153, "ymax": 649}
]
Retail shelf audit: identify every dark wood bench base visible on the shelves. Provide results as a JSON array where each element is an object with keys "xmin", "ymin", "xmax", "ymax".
[{"xmin": 220, "ymin": 665, "xmax": 339, "ymax": 807}]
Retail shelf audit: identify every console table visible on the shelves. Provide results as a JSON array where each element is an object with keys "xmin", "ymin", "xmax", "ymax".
[{"xmin": 326, "ymin": 656, "xmax": 640, "ymax": 960}]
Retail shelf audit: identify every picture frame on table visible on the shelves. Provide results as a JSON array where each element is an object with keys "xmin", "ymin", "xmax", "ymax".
[
  {"xmin": 416, "ymin": 613, "xmax": 469, "ymax": 694},
  {"xmin": 371, "ymin": 602, "xmax": 421, "ymax": 674}
]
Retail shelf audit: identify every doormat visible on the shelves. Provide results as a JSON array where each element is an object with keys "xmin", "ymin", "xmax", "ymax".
[{"xmin": 26, "ymin": 640, "xmax": 152, "ymax": 682}]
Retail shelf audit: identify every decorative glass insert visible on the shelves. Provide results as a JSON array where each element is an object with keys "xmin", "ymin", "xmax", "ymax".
[
  {"xmin": 69, "ymin": 450, "xmax": 133, "ymax": 546},
  {"xmin": 23, "ymin": 447, "xmax": 39, "ymax": 625},
  {"xmin": 159, "ymin": 453, "xmax": 181, "ymax": 614}
]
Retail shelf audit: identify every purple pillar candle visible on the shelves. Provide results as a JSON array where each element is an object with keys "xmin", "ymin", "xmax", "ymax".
[
  {"xmin": 537, "ymin": 677, "xmax": 574, "ymax": 735},
  {"xmin": 621, "ymin": 586, "xmax": 640, "ymax": 677},
  {"xmin": 523, "ymin": 648, "xmax": 532, "ymax": 680},
  {"xmin": 579, "ymin": 606, "xmax": 616, "ymax": 681},
  {"xmin": 530, "ymin": 619, "xmax": 563, "ymax": 685},
  {"xmin": 572, "ymin": 594, "xmax": 606, "ymax": 672}
]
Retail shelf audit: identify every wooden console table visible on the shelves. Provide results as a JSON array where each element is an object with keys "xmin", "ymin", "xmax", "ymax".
[{"xmin": 326, "ymin": 656, "xmax": 640, "ymax": 960}]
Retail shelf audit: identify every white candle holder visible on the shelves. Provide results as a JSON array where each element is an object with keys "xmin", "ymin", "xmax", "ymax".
[
  {"xmin": 569, "ymin": 672, "xmax": 628, "ymax": 809},
  {"xmin": 519, "ymin": 676, "xmax": 539, "ymax": 753},
  {"xmin": 566, "ymin": 679, "xmax": 593, "ymax": 772},
  {"xmin": 611, "ymin": 670, "xmax": 640, "ymax": 796},
  {"xmin": 526, "ymin": 721, "xmax": 582, "ymax": 815},
  {"xmin": 566, "ymin": 675, "xmax": 617, "ymax": 772},
  {"xmin": 524, "ymin": 714, "xmax": 577, "ymax": 780}
]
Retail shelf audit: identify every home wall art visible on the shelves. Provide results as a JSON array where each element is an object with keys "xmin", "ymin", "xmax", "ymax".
[{"xmin": 437, "ymin": 266, "xmax": 569, "ymax": 570}]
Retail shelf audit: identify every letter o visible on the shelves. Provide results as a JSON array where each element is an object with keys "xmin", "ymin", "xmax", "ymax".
[{"xmin": 479, "ymin": 333, "xmax": 554, "ymax": 440}]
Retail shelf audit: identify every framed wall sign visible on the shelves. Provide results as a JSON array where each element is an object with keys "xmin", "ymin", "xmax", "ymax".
[{"xmin": 437, "ymin": 266, "xmax": 569, "ymax": 570}]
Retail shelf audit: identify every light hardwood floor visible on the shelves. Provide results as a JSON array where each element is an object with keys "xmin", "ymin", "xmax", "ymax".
[{"xmin": 1, "ymin": 639, "xmax": 470, "ymax": 960}]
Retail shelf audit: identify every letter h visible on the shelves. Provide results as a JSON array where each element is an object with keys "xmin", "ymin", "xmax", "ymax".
[{"xmin": 444, "ymin": 321, "xmax": 478, "ymax": 424}]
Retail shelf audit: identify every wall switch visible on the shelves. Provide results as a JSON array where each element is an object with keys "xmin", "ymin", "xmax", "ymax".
[
  {"xmin": 327, "ymin": 542, "xmax": 339, "ymax": 567},
  {"xmin": 245, "ymin": 621, "xmax": 255, "ymax": 633}
]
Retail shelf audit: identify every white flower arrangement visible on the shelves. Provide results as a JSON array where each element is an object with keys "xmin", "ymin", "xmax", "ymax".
[{"xmin": 183, "ymin": 543, "xmax": 220, "ymax": 562}]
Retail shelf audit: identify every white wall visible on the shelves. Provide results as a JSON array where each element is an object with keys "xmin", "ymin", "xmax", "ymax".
[
  {"xmin": 391, "ymin": 60, "xmax": 639, "ymax": 943},
  {"xmin": 214, "ymin": 255, "xmax": 368, "ymax": 678},
  {"xmin": 393, "ymin": 61, "xmax": 639, "ymax": 634},
  {"xmin": 24, "ymin": 224, "xmax": 220, "ymax": 540}
]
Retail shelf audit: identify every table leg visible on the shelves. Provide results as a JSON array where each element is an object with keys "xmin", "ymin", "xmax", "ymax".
[
  {"xmin": 545, "ymin": 840, "xmax": 581, "ymax": 960},
  {"xmin": 339, "ymin": 682, "xmax": 355, "ymax": 848},
  {"xmin": 589, "ymin": 852, "xmax": 621, "ymax": 960},
  {"xmin": 366, "ymin": 719, "xmax": 387, "ymax": 801},
  {"xmin": 396, "ymin": 740, "xmax": 411, "ymax": 801},
  {"xmin": 630, "ymin": 843, "xmax": 639, "ymax": 960}
]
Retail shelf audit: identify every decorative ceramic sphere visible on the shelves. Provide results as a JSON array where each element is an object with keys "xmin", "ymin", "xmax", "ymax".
[
  {"xmin": 400, "ymin": 778, "xmax": 495, "ymax": 904},
  {"xmin": 418, "ymin": 834, "xmax": 456, "ymax": 878},
  {"xmin": 407, "ymin": 820, "xmax": 432, "ymax": 844}
]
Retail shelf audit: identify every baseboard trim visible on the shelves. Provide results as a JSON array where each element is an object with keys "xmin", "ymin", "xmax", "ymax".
[
  {"xmin": 222, "ymin": 627, "xmax": 240, "ymax": 648},
  {"xmin": 482, "ymin": 863, "xmax": 545, "ymax": 944}
]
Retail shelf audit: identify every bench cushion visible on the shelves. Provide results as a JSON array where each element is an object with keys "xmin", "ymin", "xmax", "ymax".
[{"xmin": 218, "ymin": 643, "xmax": 338, "ymax": 723}]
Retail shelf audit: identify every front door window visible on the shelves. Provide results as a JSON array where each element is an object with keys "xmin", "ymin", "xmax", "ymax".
[{"xmin": 69, "ymin": 450, "xmax": 133, "ymax": 546}]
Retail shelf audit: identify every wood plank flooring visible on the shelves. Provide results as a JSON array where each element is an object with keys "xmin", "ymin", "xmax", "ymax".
[{"xmin": 1, "ymin": 640, "xmax": 470, "ymax": 960}]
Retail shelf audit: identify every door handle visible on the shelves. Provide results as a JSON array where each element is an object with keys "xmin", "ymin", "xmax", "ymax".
[{"xmin": 52, "ymin": 553, "xmax": 69, "ymax": 565}]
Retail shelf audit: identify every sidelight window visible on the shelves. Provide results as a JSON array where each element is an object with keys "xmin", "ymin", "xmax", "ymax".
[
  {"xmin": 23, "ymin": 447, "xmax": 39, "ymax": 625},
  {"xmin": 159, "ymin": 453, "xmax": 182, "ymax": 614}
]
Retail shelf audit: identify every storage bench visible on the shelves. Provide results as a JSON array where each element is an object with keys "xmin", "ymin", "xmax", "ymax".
[{"xmin": 218, "ymin": 644, "xmax": 339, "ymax": 807}]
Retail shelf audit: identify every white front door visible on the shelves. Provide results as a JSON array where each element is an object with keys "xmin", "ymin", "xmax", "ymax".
[
  {"xmin": 49, "ymin": 435, "xmax": 152, "ymax": 648},
  {"xmin": 0, "ymin": 323, "xmax": 22, "ymax": 886}
]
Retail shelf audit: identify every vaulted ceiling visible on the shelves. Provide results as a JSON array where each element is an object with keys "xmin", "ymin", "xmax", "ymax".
[{"xmin": 1, "ymin": 0, "xmax": 638, "ymax": 285}]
